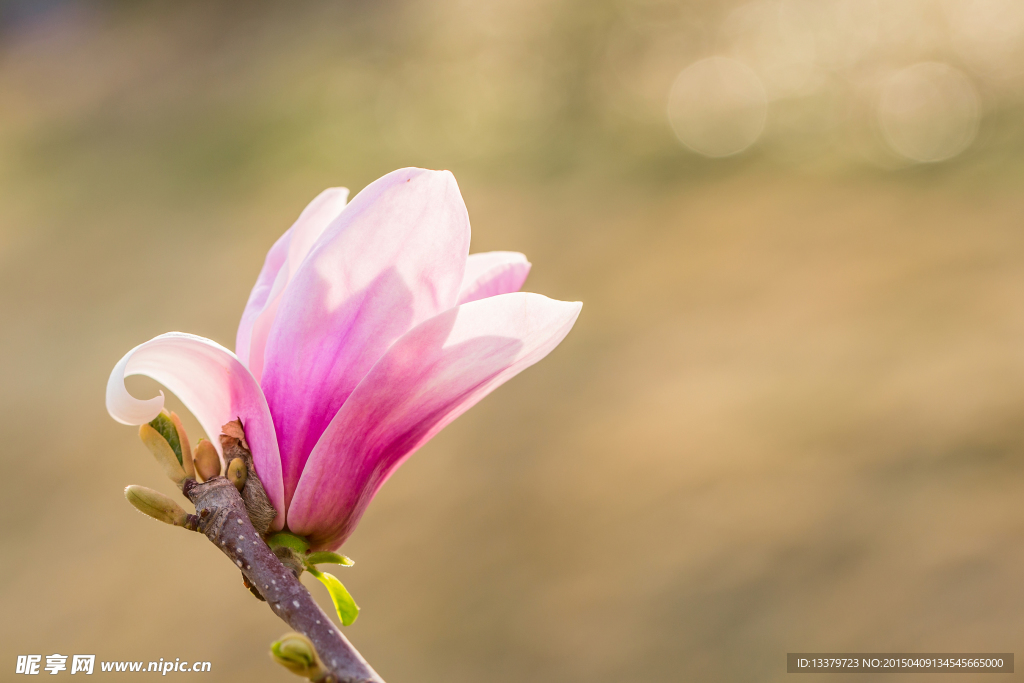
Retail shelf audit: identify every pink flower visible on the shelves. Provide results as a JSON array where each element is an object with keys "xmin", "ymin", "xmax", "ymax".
[{"xmin": 106, "ymin": 168, "xmax": 581, "ymax": 550}]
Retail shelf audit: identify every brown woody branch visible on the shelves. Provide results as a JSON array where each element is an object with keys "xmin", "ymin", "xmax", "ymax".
[{"xmin": 181, "ymin": 477, "xmax": 384, "ymax": 683}]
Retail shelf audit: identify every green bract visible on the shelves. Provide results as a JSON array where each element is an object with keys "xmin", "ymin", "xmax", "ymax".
[
  {"xmin": 266, "ymin": 531, "xmax": 310, "ymax": 555},
  {"xmin": 307, "ymin": 551, "xmax": 354, "ymax": 567}
]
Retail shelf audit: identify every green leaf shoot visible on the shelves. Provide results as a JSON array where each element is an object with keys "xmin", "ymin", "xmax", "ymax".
[{"xmin": 308, "ymin": 566, "xmax": 359, "ymax": 626}]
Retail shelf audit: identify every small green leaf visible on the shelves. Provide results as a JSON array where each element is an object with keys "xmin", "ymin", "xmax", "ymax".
[
  {"xmin": 308, "ymin": 567, "xmax": 359, "ymax": 626},
  {"xmin": 148, "ymin": 412, "xmax": 183, "ymax": 465},
  {"xmin": 306, "ymin": 551, "xmax": 354, "ymax": 567}
]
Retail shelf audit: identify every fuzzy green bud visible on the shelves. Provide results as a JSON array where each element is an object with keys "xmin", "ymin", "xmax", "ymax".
[
  {"xmin": 147, "ymin": 410, "xmax": 183, "ymax": 463},
  {"xmin": 226, "ymin": 457, "xmax": 247, "ymax": 491},
  {"xmin": 193, "ymin": 439, "xmax": 221, "ymax": 481},
  {"xmin": 124, "ymin": 485, "xmax": 188, "ymax": 526},
  {"xmin": 139, "ymin": 423, "xmax": 187, "ymax": 487},
  {"xmin": 270, "ymin": 632, "xmax": 327, "ymax": 681},
  {"xmin": 169, "ymin": 411, "xmax": 195, "ymax": 479}
]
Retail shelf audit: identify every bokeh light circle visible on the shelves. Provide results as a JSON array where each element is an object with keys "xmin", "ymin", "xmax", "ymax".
[
  {"xmin": 667, "ymin": 56, "xmax": 768, "ymax": 158},
  {"xmin": 877, "ymin": 62, "xmax": 980, "ymax": 163}
]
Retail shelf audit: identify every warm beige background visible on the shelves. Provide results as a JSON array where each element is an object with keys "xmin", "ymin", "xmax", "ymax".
[{"xmin": 2, "ymin": 1, "xmax": 1024, "ymax": 681}]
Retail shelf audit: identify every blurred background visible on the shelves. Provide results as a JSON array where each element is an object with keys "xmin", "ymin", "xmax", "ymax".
[{"xmin": 2, "ymin": 0, "xmax": 1024, "ymax": 680}]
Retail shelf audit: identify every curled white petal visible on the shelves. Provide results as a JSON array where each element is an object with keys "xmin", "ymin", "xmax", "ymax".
[
  {"xmin": 105, "ymin": 331, "xmax": 285, "ymax": 527},
  {"xmin": 106, "ymin": 341, "xmax": 166, "ymax": 425}
]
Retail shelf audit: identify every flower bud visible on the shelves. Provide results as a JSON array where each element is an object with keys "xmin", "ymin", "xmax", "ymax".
[
  {"xmin": 139, "ymin": 423, "xmax": 187, "ymax": 488},
  {"xmin": 226, "ymin": 457, "xmax": 247, "ymax": 491},
  {"xmin": 193, "ymin": 439, "xmax": 221, "ymax": 481},
  {"xmin": 269, "ymin": 632, "xmax": 326, "ymax": 680},
  {"xmin": 169, "ymin": 411, "xmax": 194, "ymax": 479},
  {"xmin": 147, "ymin": 411, "xmax": 184, "ymax": 465},
  {"xmin": 124, "ymin": 485, "xmax": 188, "ymax": 526}
]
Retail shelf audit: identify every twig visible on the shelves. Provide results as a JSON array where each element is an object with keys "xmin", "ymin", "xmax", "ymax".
[{"xmin": 181, "ymin": 477, "xmax": 384, "ymax": 683}]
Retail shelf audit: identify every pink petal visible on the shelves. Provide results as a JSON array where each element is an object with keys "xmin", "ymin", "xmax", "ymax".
[
  {"xmin": 235, "ymin": 230, "xmax": 290, "ymax": 370},
  {"xmin": 236, "ymin": 187, "xmax": 349, "ymax": 380},
  {"xmin": 287, "ymin": 292, "xmax": 582, "ymax": 550},
  {"xmin": 262, "ymin": 168, "xmax": 471, "ymax": 511},
  {"xmin": 106, "ymin": 332, "xmax": 285, "ymax": 528},
  {"xmin": 457, "ymin": 251, "xmax": 532, "ymax": 304}
]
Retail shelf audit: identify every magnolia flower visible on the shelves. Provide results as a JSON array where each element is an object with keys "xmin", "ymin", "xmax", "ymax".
[{"xmin": 106, "ymin": 168, "xmax": 581, "ymax": 551}]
